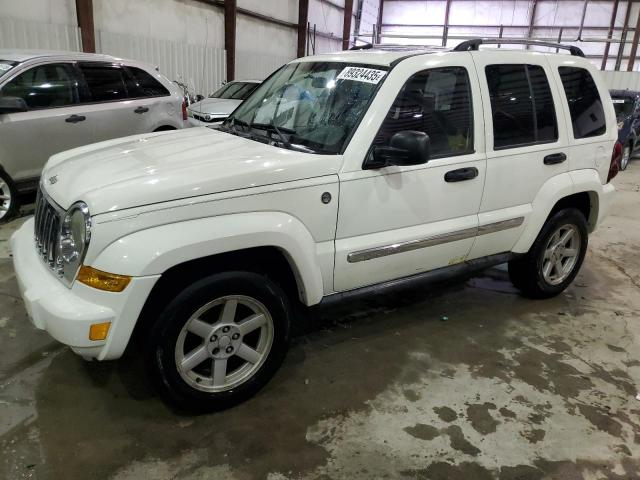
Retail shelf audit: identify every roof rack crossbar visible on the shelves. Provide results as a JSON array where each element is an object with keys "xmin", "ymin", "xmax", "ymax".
[
  {"xmin": 454, "ymin": 38, "xmax": 585, "ymax": 57},
  {"xmin": 350, "ymin": 43, "xmax": 373, "ymax": 50}
]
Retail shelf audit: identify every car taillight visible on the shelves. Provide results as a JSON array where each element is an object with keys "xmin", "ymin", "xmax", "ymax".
[
  {"xmin": 182, "ymin": 100, "xmax": 188, "ymax": 121},
  {"xmin": 607, "ymin": 140, "xmax": 622, "ymax": 183}
]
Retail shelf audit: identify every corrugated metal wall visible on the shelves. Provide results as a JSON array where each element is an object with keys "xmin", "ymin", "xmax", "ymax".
[
  {"xmin": 601, "ymin": 71, "xmax": 640, "ymax": 91},
  {"xmin": 0, "ymin": 17, "xmax": 80, "ymax": 51},
  {"xmin": 95, "ymin": 30, "xmax": 226, "ymax": 96},
  {"xmin": 235, "ymin": 50, "xmax": 291, "ymax": 80}
]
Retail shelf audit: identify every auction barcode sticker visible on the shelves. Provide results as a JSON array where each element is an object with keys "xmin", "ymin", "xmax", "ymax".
[
  {"xmin": 337, "ymin": 66, "xmax": 387, "ymax": 84},
  {"xmin": 612, "ymin": 99, "xmax": 625, "ymax": 104}
]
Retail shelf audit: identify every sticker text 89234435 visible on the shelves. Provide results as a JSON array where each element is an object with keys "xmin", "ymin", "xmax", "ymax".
[{"xmin": 336, "ymin": 66, "xmax": 387, "ymax": 84}]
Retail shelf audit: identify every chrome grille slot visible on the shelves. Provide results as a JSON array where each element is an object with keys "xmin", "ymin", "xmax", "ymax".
[{"xmin": 34, "ymin": 189, "xmax": 63, "ymax": 271}]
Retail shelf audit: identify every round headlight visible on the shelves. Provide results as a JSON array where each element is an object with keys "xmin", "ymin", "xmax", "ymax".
[{"xmin": 58, "ymin": 202, "xmax": 91, "ymax": 283}]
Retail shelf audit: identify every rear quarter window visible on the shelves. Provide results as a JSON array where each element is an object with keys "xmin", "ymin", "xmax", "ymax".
[
  {"xmin": 558, "ymin": 67, "xmax": 606, "ymax": 139},
  {"xmin": 125, "ymin": 66, "xmax": 169, "ymax": 97}
]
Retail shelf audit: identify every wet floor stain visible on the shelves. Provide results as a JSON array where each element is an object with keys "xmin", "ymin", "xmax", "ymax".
[
  {"xmin": 404, "ymin": 423, "xmax": 439, "ymax": 441},
  {"xmin": 433, "ymin": 406, "xmax": 457, "ymax": 423}
]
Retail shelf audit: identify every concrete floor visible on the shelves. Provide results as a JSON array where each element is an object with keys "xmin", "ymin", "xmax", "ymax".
[{"xmin": 1, "ymin": 166, "xmax": 639, "ymax": 480}]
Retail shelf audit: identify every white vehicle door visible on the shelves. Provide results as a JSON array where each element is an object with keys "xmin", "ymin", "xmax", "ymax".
[
  {"xmin": 77, "ymin": 62, "xmax": 155, "ymax": 142},
  {"xmin": 334, "ymin": 54, "xmax": 486, "ymax": 292},
  {"xmin": 466, "ymin": 51, "xmax": 570, "ymax": 260},
  {"xmin": 0, "ymin": 61, "xmax": 94, "ymax": 182}
]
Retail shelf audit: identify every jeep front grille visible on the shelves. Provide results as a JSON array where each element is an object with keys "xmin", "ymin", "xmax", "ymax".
[{"xmin": 34, "ymin": 189, "xmax": 63, "ymax": 270}]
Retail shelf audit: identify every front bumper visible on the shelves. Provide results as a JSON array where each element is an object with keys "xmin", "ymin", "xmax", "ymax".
[{"xmin": 11, "ymin": 219, "xmax": 160, "ymax": 360}]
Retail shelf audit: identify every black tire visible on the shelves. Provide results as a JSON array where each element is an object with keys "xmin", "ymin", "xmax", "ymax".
[
  {"xmin": 0, "ymin": 170, "xmax": 19, "ymax": 224},
  {"xmin": 508, "ymin": 208, "xmax": 588, "ymax": 299},
  {"xmin": 148, "ymin": 271, "xmax": 291, "ymax": 412}
]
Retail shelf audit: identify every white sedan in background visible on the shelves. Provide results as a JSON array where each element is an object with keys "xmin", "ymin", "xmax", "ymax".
[{"xmin": 187, "ymin": 80, "xmax": 260, "ymax": 127}]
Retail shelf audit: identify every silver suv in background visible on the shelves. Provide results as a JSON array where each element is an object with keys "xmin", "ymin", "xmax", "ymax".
[
  {"xmin": 0, "ymin": 50, "xmax": 186, "ymax": 222},
  {"xmin": 187, "ymin": 80, "xmax": 260, "ymax": 127}
]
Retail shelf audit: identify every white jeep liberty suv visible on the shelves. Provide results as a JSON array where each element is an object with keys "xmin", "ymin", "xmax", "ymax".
[{"xmin": 12, "ymin": 40, "xmax": 619, "ymax": 411}]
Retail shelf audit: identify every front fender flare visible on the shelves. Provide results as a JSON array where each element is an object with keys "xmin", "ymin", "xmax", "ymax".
[{"xmin": 90, "ymin": 212, "xmax": 325, "ymax": 305}]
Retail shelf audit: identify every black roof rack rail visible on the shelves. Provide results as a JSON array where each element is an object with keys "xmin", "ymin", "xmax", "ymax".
[
  {"xmin": 350, "ymin": 43, "xmax": 373, "ymax": 50},
  {"xmin": 454, "ymin": 38, "xmax": 585, "ymax": 57}
]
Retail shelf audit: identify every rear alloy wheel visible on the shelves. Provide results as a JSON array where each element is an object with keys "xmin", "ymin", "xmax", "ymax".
[
  {"xmin": 149, "ymin": 271, "xmax": 291, "ymax": 412},
  {"xmin": 508, "ymin": 208, "xmax": 588, "ymax": 299},
  {"xmin": 0, "ymin": 171, "xmax": 18, "ymax": 224},
  {"xmin": 620, "ymin": 144, "xmax": 631, "ymax": 171}
]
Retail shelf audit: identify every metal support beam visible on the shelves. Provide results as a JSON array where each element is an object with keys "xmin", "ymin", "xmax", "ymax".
[
  {"xmin": 377, "ymin": 0, "xmax": 384, "ymax": 43},
  {"xmin": 298, "ymin": 0, "xmax": 309, "ymax": 57},
  {"xmin": 602, "ymin": 0, "xmax": 620, "ymax": 70},
  {"xmin": 75, "ymin": 0, "xmax": 95, "ymax": 53},
  {"xmin": 343, "ymin": 0, "xmax": 354, "ymax": 50},
  {"xmin": 442, "ymin": 0, "xmax": 452, "ymax": 47},
  {"xmin": 556, "ymin": 27, "xmax": 563, "ymax": 52},
  {"xmin": 526, "ymin": 0, "xmax": 539, "ymax": 49},
  {"xmin": 628, "ymin": 5, "xmax": 640, "ymax": 70},
  {"xmin": 224, "ymin": 0, "xmax": 236, "ymax": 81},
  {"xmin": 618, "ymin": 0, "xmax": 633, "ymax": 70}
]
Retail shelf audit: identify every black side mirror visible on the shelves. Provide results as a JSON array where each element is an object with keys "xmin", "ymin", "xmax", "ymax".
[
  {"xmin": 365, "ymin": 131, "xmax": 431, "ymax": 169},
  {"xmin": 0, "ymin": 96, "xmax": 28, "ymax": 114},
  {"xmin": 195, "ymin": 94, "xmax": 204, "ymax": 102}
]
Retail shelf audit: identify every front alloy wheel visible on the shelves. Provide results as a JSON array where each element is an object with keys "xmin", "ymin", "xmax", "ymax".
[
  {"xmin": 175, "ymin": 295, "xmax": 274, "ymax": 393},
  {"xmin": 150, "ymin": 271, "xmax": 291, "ymax": 411}
]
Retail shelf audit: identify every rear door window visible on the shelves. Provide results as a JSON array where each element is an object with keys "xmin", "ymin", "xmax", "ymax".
[
  {"xmin": 558, "ymin": 67, "xmax": 606, "ymax": 139},
  {"xmin": 0, "ymin": 63, "xmax": 80, "ymax": 109},
  {"xmin": 125, "ymin": 66, "xmax": 169, "ymax": 97},
  {"xmin": 79, "ymin": 63, "xmax": 128, "ymax": 102},
  {"xmin": 485, "ymin": 64, "xmax": 558, "ymax": 149}
]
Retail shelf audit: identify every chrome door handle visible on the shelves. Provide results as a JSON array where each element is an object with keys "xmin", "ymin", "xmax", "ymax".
[{"xmin": 134, "ymin": 106, "xmax": 149, "ymax": 114}]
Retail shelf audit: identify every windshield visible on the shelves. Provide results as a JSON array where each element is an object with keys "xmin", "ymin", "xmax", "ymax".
[
  {"xmin": 222, "ymin": 61, "xmax": 389, "ymax": 154},
  {"xmin": 210, "ymin": 82, "xmax": 259, "ymax": 100},
  {"xmin": 612, "ymin": 96, "xmax": 634, "ymax": 120},
  {"xmin": 0, "ymin": 60, "xmax": 18, "ymax": 79}
]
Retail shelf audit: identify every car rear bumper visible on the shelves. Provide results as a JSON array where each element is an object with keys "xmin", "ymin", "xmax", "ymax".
[{"xmin": 11, "ymin": 218, "xmax": 159, "ymax": 360}]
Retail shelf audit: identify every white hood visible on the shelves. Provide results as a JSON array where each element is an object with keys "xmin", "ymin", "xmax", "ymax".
[
  {"xmin": 189, "ymin": 98, "xmax": 243, "ymax": 116},
  {"xmin": 43, "ymin": 127, "xmax": 341, "ymax": 215}
]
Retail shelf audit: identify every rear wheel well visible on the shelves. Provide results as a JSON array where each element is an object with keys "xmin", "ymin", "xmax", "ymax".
[
  {"xmin": 130, "ymin": 247, "xmax": 301, "ymax": 347},
  {"xmin": 549, "ymin": 191, "xmax": 597, "ymax": 231}
]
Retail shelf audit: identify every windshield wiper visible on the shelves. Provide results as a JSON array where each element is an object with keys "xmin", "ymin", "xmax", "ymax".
[
  {"xmin": 249, "ymin": 123, "xmax": 295, "ymax": 150},
  {"xmin": 222, "ymin": 117, "xmax": 251, "ymax": 137}
]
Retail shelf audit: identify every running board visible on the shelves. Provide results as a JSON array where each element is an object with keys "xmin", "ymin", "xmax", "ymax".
[{"xmin": 321, "ymin": 252, "xmax": 519, "ymax": 306}]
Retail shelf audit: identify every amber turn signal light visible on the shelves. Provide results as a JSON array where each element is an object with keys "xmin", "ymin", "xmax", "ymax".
[
  {"xmin": 89, "ymin": 322, "xmax": 111, "ymax": 341},
  {"xmin": 77, "ymin": 266, "xmax": 131, "ymax": 293}
]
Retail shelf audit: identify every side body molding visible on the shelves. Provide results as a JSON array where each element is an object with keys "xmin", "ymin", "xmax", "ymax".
[{"xmin": 90, "ymin": 212, "xmax": 326, "ymax": 305}]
